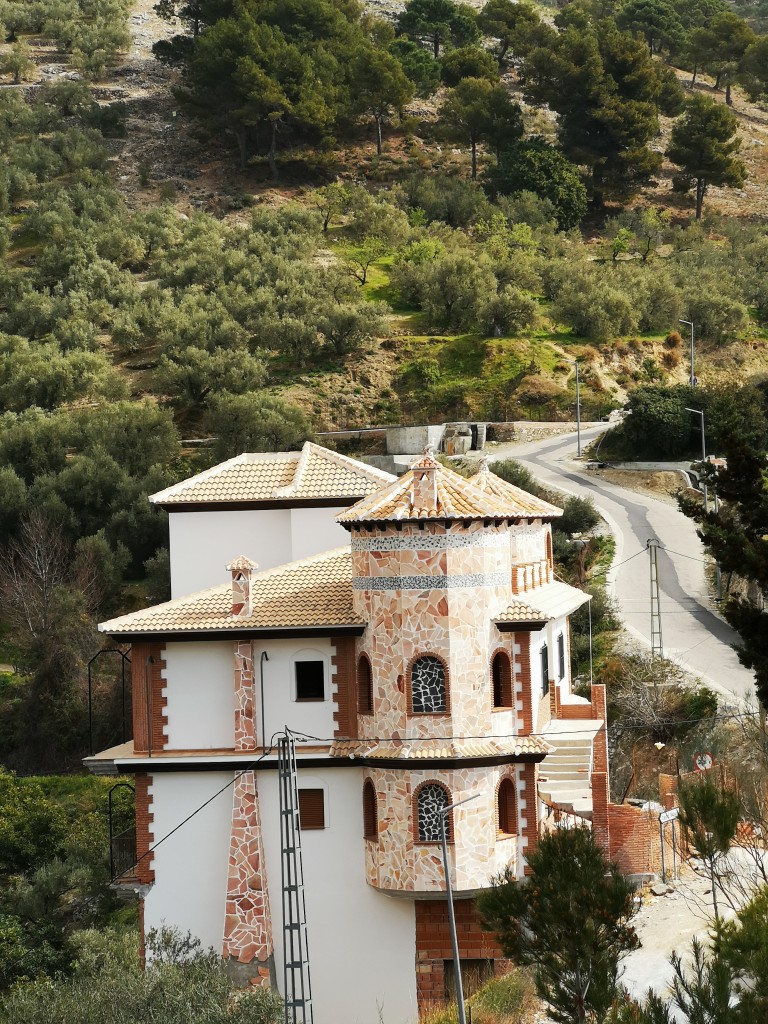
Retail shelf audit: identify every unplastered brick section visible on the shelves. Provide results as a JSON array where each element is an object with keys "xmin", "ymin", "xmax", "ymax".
[
  {"xmin": 415, "ymin": 899, "xmax": 508, "ymax": 1013},
  {"xmin": 131, "ymin": 642, "xmax": 168, "ymax": 754},
  {"xmin": 331, "ymin": 636, "xmax": 357, "ymax": 739},
  {"xmin": 222, "ymin": 771, "xmax": 275, "ymax": 986},
  {"xmin": 515, "ymin": 633, "xmax": 533, "ymax": 735},
  {"xmin": 134, "ymin": 772, "xmax": 155, "ymax": 884}
]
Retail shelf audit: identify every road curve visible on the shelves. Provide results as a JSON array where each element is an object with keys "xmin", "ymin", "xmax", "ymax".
[{"xmin": 487, "ymin": 426, "xmax": 755, "ymax": 704}]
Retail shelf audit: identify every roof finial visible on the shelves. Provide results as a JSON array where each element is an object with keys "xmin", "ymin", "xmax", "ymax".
[{"xmin": 423, "ymin": 443, "xmax": 436, "ymax": 459}]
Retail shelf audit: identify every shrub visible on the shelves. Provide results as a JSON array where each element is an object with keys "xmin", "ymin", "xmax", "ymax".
[
  {"xmin": 550, "ymin": 266, "xmax": 640, "ymax": 343},
  {"xmin": 559, "ymin": 496, "xmax": 600, "ymax": 536},
  {"xmin": 662, "ymin": 349, "xmax": 680, "ymax": 369},
  {"xmin": 479, "ymin": 286, "xmax": 538, "ymax": 336},
  {"xmin": 686, "ymin": 291, "xmax": 749, "ymax": 345}
]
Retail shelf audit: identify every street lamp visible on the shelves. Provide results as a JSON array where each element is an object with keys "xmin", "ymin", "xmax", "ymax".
[
  {"xmin": 439, "ymin": 793, "xmax": 479, "ymax": 1024},
  {"xmin": 679, "ymin": 320, "xmax": 695, "ymax": 388},
  {"xmin": 571, "ymin": 360, "xmax": 581, "ymax": 457},
  {"xmin": 685, "ymin": 408, "xmax": 708, "ymax": 513}
]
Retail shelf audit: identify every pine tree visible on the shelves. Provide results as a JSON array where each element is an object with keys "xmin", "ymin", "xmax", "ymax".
[{"xmin": 478, "ymin": 826, "xmax": 639, "ymax": 1024}]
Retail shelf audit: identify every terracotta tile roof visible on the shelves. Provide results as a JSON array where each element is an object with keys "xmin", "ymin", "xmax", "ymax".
[
  {"xmin": 337, "ymin": 448, "xmax": 528, "ymax": 525},
  {"xmin": 495, "ymin": 581, "xmax": 591, "ymax": 625},
  {"xmin": 149, "ymin": 443, "xmax": 395, "ymax": 507},
  {"xmin": 495, "ymin": 601, "xmax": 549, "ymax": 624},
  {"xmin": 471, "ymin": 460, "xmax": 562, "ymax": 519},
  {"xmin": 329, "ymin": 736, "xmax": 551, "ymax": 759},
  {"xmin": 99, "ymin": 548, "xmax": 362, "ymax": 636}
]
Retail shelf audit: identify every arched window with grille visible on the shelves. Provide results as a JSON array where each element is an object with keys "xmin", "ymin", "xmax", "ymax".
[
  {"xmin": 363, "ymin": 779, "xmax": 378, "ymax": 840},
  {"xmin": 415, "ymin": 782, "xmax": 451, "ymax": 842},
  {"xmin": 497, "ymin": 778, "xmax": 517, "ymax": 836},
  {"xmin": 358, "ymin": 655, "xmax": 373, "ymax": 715},
  {"xmin": 410, "ymin": 655, "xmax": 448, "ymax": 714},
  {"xmin": 491, "ymin": 651, "xmax": 513, "ymax": 709}
]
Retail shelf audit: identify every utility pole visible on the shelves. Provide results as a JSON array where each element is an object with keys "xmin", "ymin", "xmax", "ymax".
[
  {"xmin": 440, "ymin": 794, "xmax": 478, "ymax": 1024},
  {"xmin": 679, "ymin": 319, "xmax": 695, "ymax": 387},
  {"xmin": 278, "ymin": 733, "xmax": 313, "ymax": 1024},
  {"xmin": 647, "ymin": 539, "xmax": 663, "ymax": 659},
  {"xmin": 685, "ymin": 408, "xmax": 708, "ymax": 513},
  {"xmin": 572, "ymin": 360, "xmax": 581, "ymax": 457}
]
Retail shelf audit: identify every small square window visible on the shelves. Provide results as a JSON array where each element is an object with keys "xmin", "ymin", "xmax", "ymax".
[
  {"xmin": 295, "ymin": 661, "xmax": 325, "ymax": 701},
  {"xmin": 298, "ymin": 788, "xmax": 325, "ymax": 830}
]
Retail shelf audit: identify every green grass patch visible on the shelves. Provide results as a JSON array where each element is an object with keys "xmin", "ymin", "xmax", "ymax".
[{"xmin": 422, "ymin": 969, "xmax": 537, "ymax": 1024}]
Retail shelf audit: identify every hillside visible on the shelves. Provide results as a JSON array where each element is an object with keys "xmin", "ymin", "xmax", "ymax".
[{"xmin": 7, "ymin": 0, "xmax": 768, "ymax": 441}]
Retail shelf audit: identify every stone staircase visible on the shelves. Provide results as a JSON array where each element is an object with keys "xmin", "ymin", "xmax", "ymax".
[{"xmin": 538, "ymin": 719, "xmax": 604, "ymax": 818}]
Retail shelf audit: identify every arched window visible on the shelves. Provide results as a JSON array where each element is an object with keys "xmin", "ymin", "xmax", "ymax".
[
  {"xmin": 491, "ymin": 651, "xmax": 513, "ymax": 709},
  {"xmin": 546, "ymin": 529, "xmax": 553, "ymax": 570},
  {"xmin": 358, "ymin": 655, "xmax": 373, "ymax": 715},
  {"xmin": 497, "ymin": 778, "xmax": 517, "ymax": 836},
  {"xmin": 410, "ymin": 656, "xmax": 447, "ymax": 714},
  {"xmin": 416, "ymin": 782, "xmax": 451, "ymax": 842},
  {"xmin": 363, "ymin": 779, "xmax": 378, "ymax": 840}
]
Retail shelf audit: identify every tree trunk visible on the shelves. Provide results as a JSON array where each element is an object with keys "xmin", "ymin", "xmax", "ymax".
[
  {"xmin": 375, "ymin": 114, "xmax": 383, "ymax": 156},
  {"xmin": 591, "ymin": 164, "xmax": 604, "ymax": 208},
  {"xmin": 471, "ymin": 139, "xmax": 477, "ymax": 180},
  {"xmin": 715, "ymin": 69, "xmax": 723, "ymax": 89},
  {"xmin": 234, "ymin": 127, "xmax": 248, "ymax": 171},
  {"xmin": 691, "ymin": 61, "xmax": 697, "ymax": 86},
  {"xmin": 711, "ymin": 861, "xmax": 720, "ymax": 921},
  {"xmin": 725, "ymin": 80, "xmax": 732, "ymax": 106},
  {"xmin": 696, "ymin": 178, "xmax": 705, "ymax": 220},
  {"xmin": 267, "ymin": 120, "xmax": 279, "ymax": 181},
  {"xmin": 433, "ymin": 34, "xmax": 440, "ymax": 59}
]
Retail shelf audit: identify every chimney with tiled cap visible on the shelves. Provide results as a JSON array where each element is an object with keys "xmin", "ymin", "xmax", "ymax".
[
  {"xmin": 226, "ymin": 555, "xmax": 258, "ymax": 618},
  {"xmin": 409, "ymin": 444, "xmax": 439, "ymax": 512}
]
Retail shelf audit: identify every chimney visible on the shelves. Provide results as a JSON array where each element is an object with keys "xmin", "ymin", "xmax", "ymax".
[
  {"xmin": 226, "ymin": 556, "xmax": 258, "ymax": 618},
  {"xmin": 410, "ymin": 444, "xmax": 439, "ymax": 512}
]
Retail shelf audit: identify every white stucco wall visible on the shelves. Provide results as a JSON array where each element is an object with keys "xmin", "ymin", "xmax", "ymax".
[
  {"xmin": 253, "ymin": 639, "xmax": 337, "ymax": 748},
  {"xmin": 162, "ymin": 641, "xmax": 235, "ymax": 750},
  {"xmin": 290, "ymin": 506, "xmax": 350, "ymax": 562},
  {"xmin": 144, "ymin": 772, "xmax": 232, "ymax": 952},
  {"xmin": 168, "ymin": 509, "xmax": 292, "ymax": 597},
  {"xmin": 258, "ymin": 766, "xmax": 418, "ymax": 1024},
  {"xmin": 167, "ymin": 506, "xmax": 351, "ymax": 598}
]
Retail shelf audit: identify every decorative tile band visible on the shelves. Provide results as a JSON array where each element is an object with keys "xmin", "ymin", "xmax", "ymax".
[
  {"xmin": 351, "ymin": 532, "xmax": 507, "ymax": 552},
  {"xmin": 353, "ymin": 572, "xmax": 509, "ymax": 591}
]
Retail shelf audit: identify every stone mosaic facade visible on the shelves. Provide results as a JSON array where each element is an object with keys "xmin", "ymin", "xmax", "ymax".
[
  {"xmin": 222, "ymin": 771, "xmax": 275, "ymax": 986},
  {"xmin": 364, "ymin": 765, "xmax": 519, "ymax": 893},
  {"xmin": 233, "ymin": 641, "xmax": 256, "ymax": 751},
  {"xmin": 352, "ymin": 520, "xmax": 522, "ymax": 744}
]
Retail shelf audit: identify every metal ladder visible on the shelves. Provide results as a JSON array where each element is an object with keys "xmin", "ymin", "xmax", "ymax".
[
  {"xmin": 277, "ymin": 733, "xmax": 313, "ymax": 1024},
  {"xmin": 647, "ymin": 539, "xmax": 664, "ymax": 659}
]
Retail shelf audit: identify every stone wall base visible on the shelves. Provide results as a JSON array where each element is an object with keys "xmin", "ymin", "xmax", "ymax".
[{"xmin": 224, "ymin": 953, "xmax": 276, "ymax": 989}]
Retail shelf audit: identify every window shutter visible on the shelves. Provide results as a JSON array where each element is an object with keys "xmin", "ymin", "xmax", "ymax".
[
  {"xmin": 363, "ymin": 781, "xmax": 377, "ymax": 839},
  {"xmin": 298, "ymin": 788, "xmax": 325, "ymax": 830},
  {"xmin": 358, "ymin": 657, "xmax": 373, "ymax": 715}
]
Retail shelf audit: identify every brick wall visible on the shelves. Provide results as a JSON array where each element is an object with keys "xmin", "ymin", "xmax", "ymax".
[
  {"xmin": 608, "ymin": 804, "xmax": 664, "ymax": 876},
  {"xmin": 515, "ymin": 633, "xmax": 533, "ymax": 735},
  {"xmin": 415, "ymin": 899, "xmax": 509, "ymax": 1014},
  {"xmin": 134, "ymin": 772, "xmax": 154, "ymax": 884},
  {"xmin": 131, "ymin": 642, "xmax": 167, "ymax": 754},
  {"xmin": 519, "ymin": 762, "xmax": 538, "ymax": 871},
  {"xmin": 332, "ymin": 637, "xmax": 359, "ymax": 739}
]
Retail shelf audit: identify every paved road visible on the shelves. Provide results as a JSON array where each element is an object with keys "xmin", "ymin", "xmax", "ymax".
[{"xmin": 488, "ymin": 426, "xmax": 756, "ymax": 704}]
